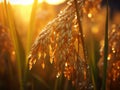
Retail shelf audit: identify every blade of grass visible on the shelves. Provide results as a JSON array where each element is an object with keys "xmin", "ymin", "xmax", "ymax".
[
  {"xmin": 74, "ymin": 0, "xmax": 96, "ymax": 89},
  {"xmin": 4, "ymin": 52, "xmax": 14, "ymax": 89},
  {"xmin": 74, "ymin": 0, "xmax": 87, "ymax": 61},
  {"xmin": 54, "ymin": 79, "xmax": 59, "ymax": 90},
  {"xmin": 24, "ymin": 0, "xmax": 38, "ymax": 86},
  {"xmin": 86, "ymin": 32, "xmax": 100, "ymax": 90},
  {"xmin": 26, "ymin": 0, "xmax": 38, "ymax": 54},
  {"xmin": 86, "ymin": 37, "xmax": 96, "ymax": 90},
  {"xmin": 102, "ymin": 0, "xmax": 109, "ymax": 90},
  {"xmin": 54, "ymin": 75, "xmax": 62, "ymax": 90},
  {"xmin": 25, "ymin": 0, "xmax": 38, "ymax": 71},
  {"xmin": 0, "ymin": 2, "xmax": 5, "ymax": 26},
  {"xmin": 31, "ymin": 73, "xmax": 50, "ymax": 89},
  {"xmin": 4, "ymin": 1, "xmax": 25, "ymax": 90}
]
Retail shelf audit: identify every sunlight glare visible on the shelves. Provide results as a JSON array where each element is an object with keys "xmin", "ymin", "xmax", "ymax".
[
  {"xmin": 9, "ymin": 0, "xmax": 34, "ymax": 5},
  {"xmin": 46, "ymin": 0, "xmax": 66, "ymax": 5},
  {"xmin": 38, "ymin": 0, "xmax": 43, "ymax": 3},
  {"xmin": 0, "ymin": 0, "xmax": 66, "ymax": 5}
]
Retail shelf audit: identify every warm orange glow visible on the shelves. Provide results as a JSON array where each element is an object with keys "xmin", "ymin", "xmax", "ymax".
[
  {"xmin": 88, "ymin": 13, "xmax": 92, "ymax": 18},
  {"xmin": 13, "ymin": 5, "xmax": 32, "ymax": 24},
  {"xmin": 107, "ymin": 54, "xmax": 111, "ymax": 61},
  {"xmin": 65, "ymin": 62, "xmax": 68, "ymax": 67},
  {"xmin": 9, "ymin": 0, "xmax": 34, "ymax": 5},
  {"xmin": 46, "ymin": 0, "xmax": 66, "ymax": 5},
  {"xmin": 0, "ymin": 0, "xmax": 65, "ymax": 5},
  {"xmin": 12, "ymin": 51, "xmax": 15, "ymax": 55},
  {"xmin": 91, "ymin": 26, "xmax": 99, "ymax": 34},
  {"xmin": 56, "ymin": 71, "xmax": 61, "ymax": 78},
  {"xmin": 41, "ymin": 62, "xmax": 45, "ymax": 69}
]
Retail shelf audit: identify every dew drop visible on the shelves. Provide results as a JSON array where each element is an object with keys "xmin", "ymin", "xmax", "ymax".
[
  {"xmin": 29, "ymin": 65, "xmax": 32, "ymax": 70},
  {"xmin": 56, "ymin": 71, "xmax": 61, "ymax": 78},
  {"xmin": 50, "ymin": 57, "xmax": 53, "ymax": 64},
  {"xmin": 33, "ymin": 59, "xmax": 36, "ymax": 64},
  {"xmin": 41, "ymin": 62, "xmax": 45, "ymax": 69}
]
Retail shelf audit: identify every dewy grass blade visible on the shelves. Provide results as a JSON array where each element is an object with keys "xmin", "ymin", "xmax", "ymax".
[
  {"xmin": 74, "ymin": 0, "xmax": 87, "ymax": 60},
  {"xmin": 102, "ymin": 0, "xmax": 108, "ymax": 90},
  {"xmin": 74, "ymin": 0, "xmax": 95, "ymax": 89},
  {"xmin": 86, "ymin": 34, "xmax": 97, "ymax": 90}
]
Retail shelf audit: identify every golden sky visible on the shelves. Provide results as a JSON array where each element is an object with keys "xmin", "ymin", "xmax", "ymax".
[{"xmin": 0, "ymin": 0, "xmax": 66, "ymax": 5}]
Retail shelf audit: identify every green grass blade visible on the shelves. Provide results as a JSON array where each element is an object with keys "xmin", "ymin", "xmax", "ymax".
[
  {"xmin": 26, "ymin": 0, "xmax": 38, "ymax": 53},
  {"xmin": 4, "ymin": 1, "xmax": 25, "ymax": 90},
  {"xmin": 74, "ymin": 0, "xmax": 87, "ymax": 60},
  {"xmin": 24, "ymin": 0, "xmax": 38, "ymax": 86},
  {"xmin": 74, "ymin": 0, "xmax": 96, "ymax": 89},
  {"xmin": 31, "ymin": 73, "xmax": 50, "ymax": 89},
  {"xmin": 86, "ymin": 31, "xmax": 100, "ymax": 90},
  {"xmin": 0, "ymin": 2, "xmax": 5, "ymax": 26},
  {"xmin": 25, "ymin": 0, "xmax": 38, "ymax": 73},
  {"xmin": 102, "ymin": 0, "xmax": 109, "ymax": 90}
]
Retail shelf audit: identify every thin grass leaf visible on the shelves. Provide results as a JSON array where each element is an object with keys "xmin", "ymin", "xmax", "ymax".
[
  {"xmin": 26, "ymin": 0, "xmax": 38, "ymax": 53},
  {"xmin": 74, "ymin": 0, "xmax": 86, "ymax": 60},
  {"xmin": 5, "ymin": 52, "xmax": 15, "ymax": 89},
  {"xmin": 102, "ymin": 0, "xmax": 109, "ymax": 90},
  {"xmin": 86, "ymin": 36, "xmax": 95, "ymax": 90},
  {"xmin": 31, "ymin": 73, "xmax": 50, "ymax": 89},
  {"xmin": 4, "ymin": 1, "xmax": 25, "ymax": 90},
  {"xmin": 54, "ymin": 75, "xmax": 62, "ymax": 90},
  {"xmin": 25, "ymin": 0, "xmax": 38, "ymax": 73},
  {"xmin": 54, "ymin": 78, "xmax": 59, "ymax": 90},
  {"xmin": 74, "ymin": 0, "xmax": 94, "ymax": 89},
  {"xmin": 24, "ymin": 0, "xmax": 38, "ymax": 87},
  {"xmin": 86, "ymin": 32, "xmax": 100, "ymax": 90},
  {"xmin": 0, "ymin": 2, "xmax": 5, "ymax": 26}
]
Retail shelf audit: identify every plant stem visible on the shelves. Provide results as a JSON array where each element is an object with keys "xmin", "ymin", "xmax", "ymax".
[
  {"xmin": 74, "ymin": 0, "xmax": 86, "ymax": 61},
  {"xmin": 102, "ymin": 0, "xmax": 108, "ymax": 90}
]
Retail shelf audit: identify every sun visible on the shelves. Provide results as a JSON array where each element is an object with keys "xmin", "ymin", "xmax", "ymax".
[{"xmin": 0, "ymin": 0, "xmax": 66, "ymax": 5}]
